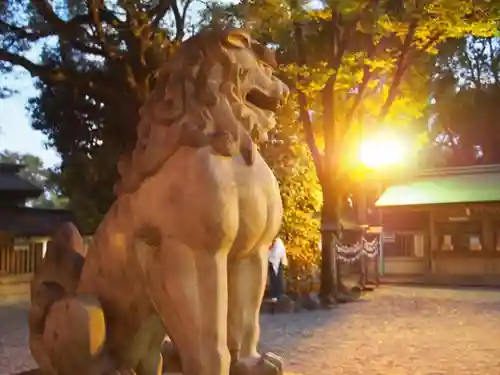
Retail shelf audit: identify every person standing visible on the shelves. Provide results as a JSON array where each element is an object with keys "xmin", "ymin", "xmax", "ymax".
[{"xmin": 268, "ymin": 237, "xmax": 288, "ymax": 301}]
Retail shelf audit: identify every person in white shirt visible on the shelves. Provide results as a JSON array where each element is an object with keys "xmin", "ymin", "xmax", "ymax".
[{"xmin": 268, "ymin": 237, "xmax": 288, "ymax": 301}]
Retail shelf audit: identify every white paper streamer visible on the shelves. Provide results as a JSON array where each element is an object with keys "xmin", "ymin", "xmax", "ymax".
[{"xmin": 335, "ymin": 238, "xmax": 379, "ymax": 263}]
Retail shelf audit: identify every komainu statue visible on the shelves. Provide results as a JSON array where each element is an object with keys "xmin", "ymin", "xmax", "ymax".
[{"xmin": 28, "ymin": 27, "xmax": 289, "ymax": 375}]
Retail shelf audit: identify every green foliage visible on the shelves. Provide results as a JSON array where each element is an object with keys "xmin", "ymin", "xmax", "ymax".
[
  {"xmin": 224, "ymin": 0, "xmax": 500, "ymax": 197},
  {"xmin": 429, "ymin": 84, "xmax": 500, "ymax": 167},
  {"xmin": 260, "ymin": 103, "xmax": 322, "ymax": 278},
  {"xmin": 428, "ymin": 35, "xmax": 500, "ymax": 167},
  {"xmin": 27, "ymin": 45, "xmax": 135, "ymax": 230}
]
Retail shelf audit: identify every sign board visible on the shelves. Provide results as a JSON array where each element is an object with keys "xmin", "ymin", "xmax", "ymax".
[
  {"xmin": 367, "ymin": 226, "xmax": 383, "ymax": 235},
  {"xmin": 382, "ymin": 232, "xmax": 396, "ymax": 243},
  {"xmin": 448, "ymin": 216, "xmax": 469, "ymax": 222},
  {"xmin": 13, "ymin": 237, "xmax": 30, "ymax": 251}
]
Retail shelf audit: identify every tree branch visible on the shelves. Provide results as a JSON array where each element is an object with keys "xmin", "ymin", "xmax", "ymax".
[
  {"xmin": 149, "ymin": 1, "xmax": 172, "ymax": 28},
  {"xmin": 293, "ymin": 20, "xmax": 324, "ymax": 179},
  {"xmin": 0, "ymin": 20, "xmax": 54, "ymax": 41},
  {"xmin": 30, "ymin": 0, "xmax": 67, "ymax": 30},
  {"xmin": 344, "ymin": 0, "xmax": 382, "ymax": 127},
  {"xmin": 171, "ymin": 1, "xmax": 184, "ymax": 40},
  {"xmin": 344, "ymin": 43, "xmax": 380, "ymax": 127},
  {"xmin": 150, "ymin": 1, "xmax": 172, "ymax": 26},
  {"xmin": 408, "ymin": 31, "xmax": 445, "ymax": 65},
  {"xmin": 170, "ymin": 3, "xmax": 182, "ymax": 40},
  {"xmin": 299, "ymin": 93, "xmax": 325, "ymax": 180},
  {"xmin": 28, "ymin": 0, "xmax": 124, "ymax": 58},
  {"xmin": 31, "ymin": 0, "xmax": 118, "ymax": 43},
  {"xmin": 378, "ymin": 16, "xmax": 419, "ymax": 121},
  {"xmin": 179, "ymin": 0, "xmax": 195, "ymax": 40},
  {"xmin": 323, "ymin": 10, "xmax": 350, "ymax": 89},
  {"xmin": 321, "ymin": 12, "xmax": 354, "ymax": 171},
  {"xmin": 149, "ymin": 0, "xmax": 193, "ymax": 40},
  {"xmin": 376, "ymin": 29, "xmax": 444, "ymax": 123},
  {"xmin": 87, "ymin": 0, "xmax": 116, "ymax": 59},
  {"xmin": 0, "ymin": 50, "xmax": 66, "ymax": 82},
  {"xmin": 488, "ymin": 38, "xmax": 500, "ymax": 86},
  {"xmin": 0, "ymin": 49, "xmax": 119, "ymax": 101}
]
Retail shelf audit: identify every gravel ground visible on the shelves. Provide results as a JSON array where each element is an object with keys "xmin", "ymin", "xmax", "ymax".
[
  {"xmin": 0, "ymin": 303, "xmax": 34, "ymax": 375},
  {"xmin": 1, "ymin": 286, "xmax": 500, "ymax": 375}
]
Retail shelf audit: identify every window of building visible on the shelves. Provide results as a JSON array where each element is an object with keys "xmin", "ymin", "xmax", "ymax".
[
  {"xmin": 436, "ymin": 221, "xmax": 482, "ymax": 252},
  {"xmin": 383, "ymin": 233, "xmax": 424, "ymax": 257},
  {"xmin": 494, "ymin": 227, "xmax": 500, "ymax": 251}
]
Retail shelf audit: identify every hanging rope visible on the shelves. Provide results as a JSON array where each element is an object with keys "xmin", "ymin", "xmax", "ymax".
[
  {"xmin": 363, "ymin": 238, "xmax": 379, "ymax": 259},
  {"xmin": 336, "ymin": 237, "xmax": 380, "ymax": 263}
]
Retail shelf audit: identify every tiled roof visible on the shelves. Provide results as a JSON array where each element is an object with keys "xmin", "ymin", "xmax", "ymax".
[
  {"xmin": 0, "ymin": 163, "xmax": 43, "ymax": 197},
  {"xmin": 377, "ymin": 170, "xmax": 500, "ymax": 207},
  {"xmin": 0, "ymin": 207, "xmax": 75, "ymax": 236}
]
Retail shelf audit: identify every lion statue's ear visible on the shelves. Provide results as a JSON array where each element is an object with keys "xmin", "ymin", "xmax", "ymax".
[{"xmin": 222, "ymin": 29, "xmax": 251, "ymax": 49}]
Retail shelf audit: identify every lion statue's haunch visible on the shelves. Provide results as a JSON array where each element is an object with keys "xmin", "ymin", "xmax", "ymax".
[{"xmin": 28, "ymin": 27, "xmax": 289, "ymax": 375}]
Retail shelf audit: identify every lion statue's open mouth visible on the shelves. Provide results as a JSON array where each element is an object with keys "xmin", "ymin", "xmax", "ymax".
[
  {"xmin": 242, "ymin": 88, "xmax": 283, "ymax": 141},
  {"xmin": 246, "ymin": 90, "xmax": 281, "ymax": 111},
  {"xmin": 222, "ymin": 34, "xmax": 289, "ymax": 143},
  {"xmin": 246, "ymin": 88, "xmax": 282, "ymax": 114}
]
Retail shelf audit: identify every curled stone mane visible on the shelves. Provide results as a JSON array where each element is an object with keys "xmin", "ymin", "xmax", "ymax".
[{"xmin": 114, "ymin": 28, "xmax": 273, "ymax": 196}]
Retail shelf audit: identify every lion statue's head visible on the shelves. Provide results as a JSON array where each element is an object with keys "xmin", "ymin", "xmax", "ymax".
[{"xmin": 115, "ymin": 27, "xmax": 289, "ymax": 195}]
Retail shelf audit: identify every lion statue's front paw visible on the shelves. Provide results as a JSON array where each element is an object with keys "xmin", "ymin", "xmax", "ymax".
[{"xmin": 230, "ymin": 352, "xmax": 283, "ymax": 375}]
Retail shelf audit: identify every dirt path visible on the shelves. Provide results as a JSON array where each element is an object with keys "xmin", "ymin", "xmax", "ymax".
[{"xmin": 2, "ymin": 286, "xmax": 500, "ymax": 375}]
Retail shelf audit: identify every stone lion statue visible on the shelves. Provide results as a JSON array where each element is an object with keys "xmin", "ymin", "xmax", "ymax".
[{"xmin": 29, "ymin": 27, "xmax": 289, "ymax": 375}]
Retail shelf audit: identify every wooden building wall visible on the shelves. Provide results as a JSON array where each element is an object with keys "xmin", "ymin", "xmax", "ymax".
[
  {"xmin": 381, "ymin": 210, "xmax": 430, "ymax": 275},
  {"xmin": 381, "ymin": 203, "xmax": 500, "ymax": 284},
  {"xmin": 0, "ymin": 233, "xmax": 44, "ymax": 278}
]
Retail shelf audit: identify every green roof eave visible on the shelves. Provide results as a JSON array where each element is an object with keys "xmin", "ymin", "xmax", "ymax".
[{"xmin": 376, "ymin": 171, "xmax": 500, "ymax": 207}]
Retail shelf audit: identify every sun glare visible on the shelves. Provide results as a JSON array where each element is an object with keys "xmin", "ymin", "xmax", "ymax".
[{"xmin": 359, "ymin": 136, "xmax": 408, "ymax": 169}]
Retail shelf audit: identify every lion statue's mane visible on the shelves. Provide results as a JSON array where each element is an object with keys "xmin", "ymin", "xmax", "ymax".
[{"xmin": 115, "ymin": 27, "xmax": 277, "ymax": 195}]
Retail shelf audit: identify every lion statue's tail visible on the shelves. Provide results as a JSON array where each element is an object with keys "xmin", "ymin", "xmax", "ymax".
[
  {"xmin": 28, "ymin": 223, "xmax": 111, "ymax": 375},
  {"xmin": 28, "ymin": 223, "xmax": 86, "ymax": 354},
  {"xmin": 29, "ymin": 222, "xmax": 87, "ymax": 334}
]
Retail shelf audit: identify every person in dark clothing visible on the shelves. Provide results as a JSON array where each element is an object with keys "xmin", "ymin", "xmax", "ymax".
[{"xmin": 268, "ymin": 237, "xmax": 287, "ymax": 301}]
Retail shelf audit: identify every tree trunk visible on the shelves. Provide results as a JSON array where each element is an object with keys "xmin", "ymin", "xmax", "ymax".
[
  {"xmin": 319, "ymin": 180, "xmax": 363, "ymax": 304},
  {"xmin": 318, "ymin": 76, "xmax": 342, "ymax": 306},
  {"xmin": 357, "ymin": 181, "xmax": 368, "ymax": 289},
  {"xmin": 318, "ymin": 181, "xmax": 340, "ymax": 306}
]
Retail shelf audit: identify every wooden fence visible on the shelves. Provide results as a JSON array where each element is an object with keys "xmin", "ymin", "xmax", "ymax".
[{"xmin": 0, "ymin": 243, "xmax": 44, "ymax": 277}]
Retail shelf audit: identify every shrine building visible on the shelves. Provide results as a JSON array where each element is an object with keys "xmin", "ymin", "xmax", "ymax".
[{"xmin": 376, "ymin": 163, "xmax": 500, "ymax": 285}]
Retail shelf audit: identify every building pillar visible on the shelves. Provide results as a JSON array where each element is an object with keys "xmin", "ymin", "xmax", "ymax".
[
  {"xmin": 482, "ymin": 212, "xmax": 494, "ymax": 275},
  {"xmin": 429, "ymin": 210, "xmax": 437, "ymax": 274},
  {"xmin": 378, "ymin": 231, "xmax": 384, "ymax": 275}
]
